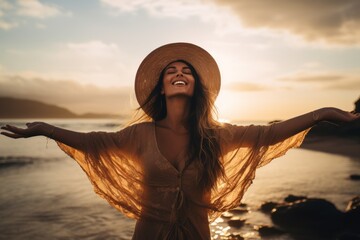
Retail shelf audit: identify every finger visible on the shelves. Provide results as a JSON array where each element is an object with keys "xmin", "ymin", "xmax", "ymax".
[
  {"xmin": 1, "ymin": 132, "xmax": 24, "ymax": 139},
  {"xmin": 2, "ymin": 125, "xmax": 27, "ymax": 135},
  {"xmin": 1, "ymin": 124, "xmax": 17, "ymax": 132},
  {"xmin": 1, "ymin": 125, "xmax": 12, "ymax": 131}
]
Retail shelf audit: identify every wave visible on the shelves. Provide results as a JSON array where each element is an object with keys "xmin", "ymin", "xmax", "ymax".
[
  {"xmin": 0, "ymin": 156, "xmax": 35, "ymax": 169},
  {"xmin": 102, "ymin": 123, "xmax": 123, "ymax": 128},
  {"xmin": 0, "ymin": 156, "xmax": 63, "ymax": 169}
]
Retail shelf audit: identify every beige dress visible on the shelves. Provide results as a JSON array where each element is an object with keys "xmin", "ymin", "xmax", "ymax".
[{"xmin": 56, "ymin": 122, "xmax": 310, "ymax": 240}]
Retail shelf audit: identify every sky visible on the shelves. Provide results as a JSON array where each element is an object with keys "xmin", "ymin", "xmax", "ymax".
[{"xmin": 0, "ymin": 0, "xmax": 359, "ymax": 121}]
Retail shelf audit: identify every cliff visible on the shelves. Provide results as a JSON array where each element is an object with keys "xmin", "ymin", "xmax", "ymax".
[{"xmin": 0, "ymin": 97, "xmax": 118, "ymax": 119}]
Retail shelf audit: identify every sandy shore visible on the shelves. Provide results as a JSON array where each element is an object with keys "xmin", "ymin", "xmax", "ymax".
[{"xmin": 301, "ymin": 136, "xmax": 360, "ymax": 159}]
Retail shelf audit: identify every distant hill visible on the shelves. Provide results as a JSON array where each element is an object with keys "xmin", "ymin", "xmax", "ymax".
[{"xmin": 0, "ymin": 97, "xmax": 118, "ymax": 119}]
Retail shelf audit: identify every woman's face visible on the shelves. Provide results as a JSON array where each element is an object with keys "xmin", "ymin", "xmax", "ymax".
[{"xmin": 161, "ymin": 61, "xmax": 195, "ymax": 98}]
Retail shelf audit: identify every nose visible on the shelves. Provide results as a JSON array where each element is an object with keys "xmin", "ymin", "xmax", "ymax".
[{"xmin": 176, "ymin": 72, "xmax": 183, "ymax": 77}]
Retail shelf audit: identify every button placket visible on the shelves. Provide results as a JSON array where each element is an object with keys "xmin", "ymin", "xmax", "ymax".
[{"xmin": 177, "ymin": 171, "xmax": 183, "ymax": 190}]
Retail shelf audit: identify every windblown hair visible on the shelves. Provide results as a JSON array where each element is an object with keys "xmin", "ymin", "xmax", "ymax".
[{"xmin": 137, "ymin": 60, "xmax": 224, "ymax": 190}]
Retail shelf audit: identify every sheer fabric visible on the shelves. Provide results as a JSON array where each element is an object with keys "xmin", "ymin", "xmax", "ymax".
[{"xmin": 56, "ymin": 122, "xmax": 310, "ymax": 239}]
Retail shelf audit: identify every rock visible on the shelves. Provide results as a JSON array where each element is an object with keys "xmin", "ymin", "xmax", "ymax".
[
  {"xmin": 337, "ymin": 233, "xmax": 360, "ymax": 240},
  {"xmin": 344, "ymin": 196, "xmax": 360, "ymax": 234},
  {"xmin": 350, "ymin": 174, "xmax": 360, "ymax": 180},
  {"xmin": 256, "ymin": 225, "xmax": 285, "ymax": 237},
  {"xmin": 228, "ymin": 207, "xmax": 248, "ymax": 215},
  {"xmin": 284, "ymin": 194, "xmax": 307, "ymax": 203},
  {"xmin": 239, "ymin": 203, "xmax": 247, "ymax": 208},
  {"xmin": 221, "ymin": 211, "xmax": 234, "ymax": 219},
  {"xmin": 260, "ymin": 201, "xmax": 279, "ymax": 214},
  {"xmin": 346, "ymin": 196, "xmax": 360, "ymax": 211},
  {"xmin": 271, "ymin": 198, "xmax": 344, "ymax": 237},
  {"xmin": 225, "ymin": 233, "xmax": 244, "ymax": 240},
  {"xmin": 227, "ymin": 217, "xmax": 246, "ymax": 228},
  {"xmin": 355, "ymin": 98, "xmax": 360, "ymax": 113}
]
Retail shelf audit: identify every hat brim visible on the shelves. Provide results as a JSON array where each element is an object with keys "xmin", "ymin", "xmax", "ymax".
[{"xmin": 135, "ymin": 42, "xmax": 221, "ymax": 109}]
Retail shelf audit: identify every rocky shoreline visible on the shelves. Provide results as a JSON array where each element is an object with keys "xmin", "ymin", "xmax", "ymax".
[{"xmin": 221, "ymin": 193, "xmax": 360, "ymax": 240}]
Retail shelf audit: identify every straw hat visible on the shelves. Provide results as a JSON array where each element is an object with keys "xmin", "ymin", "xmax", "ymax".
[{"xmin": 135, "ymin": 42, "xmax": 221, "ymax": 108}]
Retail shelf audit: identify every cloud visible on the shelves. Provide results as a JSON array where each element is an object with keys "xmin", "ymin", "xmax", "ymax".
[
  {"xmin": 35, "ymin": 22, "xmax": 46, "ymax": 29},
  {"xmin": 0, "ymin": 0, "xmax": 12, "ymax": 10},
  {"xmin": 0, "ymin": 0, "xmax": 66, "ymax": 30},
  {"xmin": 100, "ymin": 0, "xmax": 240, "ymax": 34},
  {"xmin": 16, "ymin": 0, "xmax": 61, "ymax": 18},
  {"xmin": 57, "ymin": 40, "xmax": 132, "ymax": 86},
  {"xmin": 100, "ymin": 0, "xmax": 360, "ymax": 45},
  {"xmin": 0, "ymin": 19, "xmax": 17, "ymax": 29},
  {"xmin": 325, "ymin": 79, "xmax": 360, "ymax": 90},
  {"xmin": 0, "ymin": 74, "xmax": 134, "ymax": 115},
  {"xmin": 0, "ymin": 0, "xmax": 15, "ymax": 29},
  {"xmin": 0, "ymin": 40, "xmax": 133, "ymax": 86},
  {"xmin": 276, "ymin": 71, "xmax": 360, "ymax": 90},
  {"xmin": 224, "ymin": 82, "xmax": 268, "ymax": 91},
  {"xmin": 211, "ymin": 0, "xmax": 360, "ymax": 46},
  {"xmin": 279, "ymin": 73, "xmax": 344, "ymax": 83},
  {"xmin": 67, "ymin": 41, "xmax": 121, "ymax": 59},
  {"xmin": 101, "ymin": 0, "xmax": 204, "ymax": 18}
]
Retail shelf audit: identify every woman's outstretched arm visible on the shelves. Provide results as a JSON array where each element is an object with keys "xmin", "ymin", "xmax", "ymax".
[
  {"xmin": 1, "ymin": 122, "xmax": 86, "ymax": 150},
  {"xmin": 223, "ymin": 107, "xmax": 359, "ymax": 151},
  {"xmin": 269, "ymin": 107, "xmax": 360, "ymax": 144}
]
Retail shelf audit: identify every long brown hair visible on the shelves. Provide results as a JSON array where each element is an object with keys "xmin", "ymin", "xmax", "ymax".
[{"xmin": 137, "ymin": 60, "xmax": 224, "ymax": 190}]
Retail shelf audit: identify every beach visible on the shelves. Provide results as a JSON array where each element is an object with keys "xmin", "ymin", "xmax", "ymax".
[{"xmin": 0, "ymin": 119, "xmax": 359, "ymax": 240}]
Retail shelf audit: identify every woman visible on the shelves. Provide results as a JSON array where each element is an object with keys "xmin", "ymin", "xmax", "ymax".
[{"xmin": 1, "ymin": 42, "xmax": 359, "ymax": 239}]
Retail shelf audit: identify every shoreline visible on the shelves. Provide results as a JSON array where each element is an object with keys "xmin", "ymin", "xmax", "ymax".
[{"xmin": 301, "ymin": 136, "xmax": 360, "ymax": 159}]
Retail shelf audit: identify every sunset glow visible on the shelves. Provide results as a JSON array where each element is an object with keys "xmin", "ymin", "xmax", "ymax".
[{"xmin": 1, "ymin": 0, "xmax": 359, "ymax": 121}]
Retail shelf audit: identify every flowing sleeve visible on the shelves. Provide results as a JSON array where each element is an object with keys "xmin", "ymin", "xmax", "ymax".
[
  {"xmin": 209, "ymin": 123, "xmax": 311, "ymax": 220},
  {"xmin": 56, "ymin": 124, "xmax": 144, "ymax": 220}
]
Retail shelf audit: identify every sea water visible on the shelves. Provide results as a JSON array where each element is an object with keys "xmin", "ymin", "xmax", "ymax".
[{"xmin": 0, "ymin": 119, "xmax": 359, "ymax": 240}]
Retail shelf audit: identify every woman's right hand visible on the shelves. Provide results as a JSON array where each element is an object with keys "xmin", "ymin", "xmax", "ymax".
[
  {"xmin": 2, "ymin": 122, "xmax": 86, "ymax": 149},
  {"xmin": 1, "ymin": 122, "xmax": 48, "ymax": 139}
]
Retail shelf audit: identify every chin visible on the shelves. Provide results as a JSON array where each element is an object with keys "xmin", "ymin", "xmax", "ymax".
[{"xmin": 167, "ymin": 92, "xmax": 194, "ymax": 98}]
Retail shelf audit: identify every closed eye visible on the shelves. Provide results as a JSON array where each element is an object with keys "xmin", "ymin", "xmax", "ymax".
[
  {"xmin": 182, "ymin": 67, "xmax": 192, "ymax": 75},
  {"xmin": 165, "ymin": 67, "xmax": 176, "ymax": 74}
]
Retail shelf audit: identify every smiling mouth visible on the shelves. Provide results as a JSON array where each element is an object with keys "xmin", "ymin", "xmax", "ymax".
[{"xmin": 172, "ymin": 80, "xmax": 187, "ymax": 86}]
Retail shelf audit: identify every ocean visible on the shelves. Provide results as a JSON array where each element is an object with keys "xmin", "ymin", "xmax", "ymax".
[{"xmin": 1, "ymin": 119, "xmax": 359, "ymax": 240}]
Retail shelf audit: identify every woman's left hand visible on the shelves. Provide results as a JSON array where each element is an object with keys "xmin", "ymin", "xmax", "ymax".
[{"xmin": 318, "ymin": 107, "xmax": 360, "ymax": 124}]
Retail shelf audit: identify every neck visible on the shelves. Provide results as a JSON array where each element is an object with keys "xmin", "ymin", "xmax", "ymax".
[{"xmin": 160, "ymin": 96, "xmax": 192, "ymax": 132}]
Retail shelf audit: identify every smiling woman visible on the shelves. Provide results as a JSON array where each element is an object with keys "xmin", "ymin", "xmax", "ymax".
[{"xmin": 1, "ymin": 42, "xmax": 359, "ymax": 240}]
